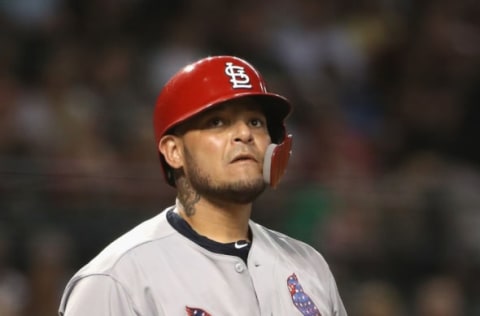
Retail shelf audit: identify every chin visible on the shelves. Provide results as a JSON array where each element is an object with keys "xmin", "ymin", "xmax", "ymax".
[{"xmin": 202, "ymin": 177, "xmax": 266, "ymax": 204}]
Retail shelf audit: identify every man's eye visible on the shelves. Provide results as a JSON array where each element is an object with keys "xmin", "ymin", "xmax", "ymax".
[
  {"xmin": 250, "ymin": 118, "xmax": 265, "ymax": 127},
  {"xmin": 209, "ymin": 118, "xmax": 224, "ymax": 127}
]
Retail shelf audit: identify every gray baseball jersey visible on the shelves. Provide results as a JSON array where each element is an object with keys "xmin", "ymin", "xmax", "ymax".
[{"xmin": 59, "ymin": 205, "xmax": 347, "ymax": 316}]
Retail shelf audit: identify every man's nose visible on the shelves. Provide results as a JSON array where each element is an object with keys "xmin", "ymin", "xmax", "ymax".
[{"xmin": 233, "ymin": 121, "xmax": 253, "ymax": 143}]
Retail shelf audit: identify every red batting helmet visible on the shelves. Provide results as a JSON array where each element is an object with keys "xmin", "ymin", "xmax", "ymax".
[{"xmin": 153, "ymin": 55, "xmax": 292, "ymax": 187}]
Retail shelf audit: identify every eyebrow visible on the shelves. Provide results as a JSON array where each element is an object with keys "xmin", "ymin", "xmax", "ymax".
[{"xmin": 173, "ymin": 100, "xmax": 266, "ymax": 134}]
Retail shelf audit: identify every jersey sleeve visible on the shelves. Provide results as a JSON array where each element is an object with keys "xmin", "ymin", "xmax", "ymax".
[
  {"xmin": 59, "ymin": 275, "xmax": 137, "ymax": 316},
  {"xmin": 327, "ymin": 268, "xmax": 348, "ymax": 316}
]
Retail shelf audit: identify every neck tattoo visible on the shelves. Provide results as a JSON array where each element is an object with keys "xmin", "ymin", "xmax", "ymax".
[{"xmin": 177, "ymin": 177, "xmax": 200, "ymax": 217}]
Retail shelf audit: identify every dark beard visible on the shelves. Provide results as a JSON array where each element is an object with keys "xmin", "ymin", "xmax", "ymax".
[{"xmin": 184, "ymin": 148, "xmax": 266, "ymax": 205}]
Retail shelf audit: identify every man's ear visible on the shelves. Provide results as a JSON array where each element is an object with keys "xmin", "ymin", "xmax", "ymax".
[{"xmin": 159, "ymin": 135, "xmax": 184, "ymax": 169}]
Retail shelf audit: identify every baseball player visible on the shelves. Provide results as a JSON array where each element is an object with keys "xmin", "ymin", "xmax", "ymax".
[{"xmin": 58, "ymin": 56, "xmax": 347, "ymax": 316}]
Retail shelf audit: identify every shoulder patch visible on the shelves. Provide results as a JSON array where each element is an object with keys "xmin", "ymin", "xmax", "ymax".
[
  {"xmin": 287, "ymin": 273, "xmax": 321, "ymax": 316},
  {"xmin": 186, "ymin": 306, "xmax": 211, "ymax": 316}
]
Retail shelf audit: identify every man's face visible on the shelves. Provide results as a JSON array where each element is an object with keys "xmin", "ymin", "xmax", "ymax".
[{"xmin": 177, "ymin": 98, "xmax": 271, "ymax": 204}]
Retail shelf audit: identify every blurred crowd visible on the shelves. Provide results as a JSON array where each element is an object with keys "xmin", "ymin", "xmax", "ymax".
[{"xmin": 1, "ymin": 0, "xmax": 480, "ymax": 315}]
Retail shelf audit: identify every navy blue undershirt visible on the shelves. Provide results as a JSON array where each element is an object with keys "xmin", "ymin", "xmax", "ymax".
[{"xmin": 166, "ymin": 209, "xmax": 251, "ymax": 263}]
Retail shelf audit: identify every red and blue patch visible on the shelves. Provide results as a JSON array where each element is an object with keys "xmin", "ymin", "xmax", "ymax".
[
  {"xmin": 287, "ymin": 273, "xmax": 321, "ymax": 316},
  {"xmin": 186, "ymin": 306, "xmax": 211, "ymax": 316}
]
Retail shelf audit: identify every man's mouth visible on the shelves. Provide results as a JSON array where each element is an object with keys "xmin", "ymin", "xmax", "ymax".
[{"xmin": 231, "ymin": 154, "xmax": 257, "ymax": 163}]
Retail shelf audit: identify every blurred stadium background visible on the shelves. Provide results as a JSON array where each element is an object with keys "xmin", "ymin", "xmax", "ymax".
[{"xmin": 1, "ymin": 0, "xmax": 480, "ymax": 315}]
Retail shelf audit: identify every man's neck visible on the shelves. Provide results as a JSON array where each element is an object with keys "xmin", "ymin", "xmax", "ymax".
[{"xmin": 175, "ymin": 198, "xmax": 252, "ymax": 243}]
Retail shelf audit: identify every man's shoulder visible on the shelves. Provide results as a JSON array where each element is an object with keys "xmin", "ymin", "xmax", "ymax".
[
  {"xmin": 250, "ymin": 221, "xmax": 328, "ymax": 264},
  {"xmin": 75, "ymin": 207, "xmax": 176, "ymax": 276},
  {"xmin": 250, "ymin": 221, "xmax": 310, "ymax": 247},
  {"xmin": 59, "ymin": 208, "xmax": 179, "ymax": 314}
]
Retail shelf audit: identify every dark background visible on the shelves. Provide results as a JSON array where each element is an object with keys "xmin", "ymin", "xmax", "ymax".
[{"xmin": 1, "ymin": 0, "xmax": 479, "ymax": 315}]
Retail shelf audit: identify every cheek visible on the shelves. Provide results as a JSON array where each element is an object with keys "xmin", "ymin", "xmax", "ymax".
[
  {"xmin": 184, "ymin": 134, "xmax": 226, "ymax": 166},
  {"xmin": 204, "ymin": 135, "xmax": 226, "ymax": 152},
  {"xmin": 256, "ymin": 133, "xmax": 271, "ymax": 154}
]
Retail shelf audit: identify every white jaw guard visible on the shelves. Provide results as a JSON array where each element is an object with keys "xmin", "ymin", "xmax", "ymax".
[{"xmin": 263, "ymin": 135, "xmax": 293, "ymax": 188}]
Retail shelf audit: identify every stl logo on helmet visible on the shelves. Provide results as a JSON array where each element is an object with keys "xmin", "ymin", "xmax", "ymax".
[{"xmin": 224, "ymin": 62, "xmax": 252, "ymax": 89}]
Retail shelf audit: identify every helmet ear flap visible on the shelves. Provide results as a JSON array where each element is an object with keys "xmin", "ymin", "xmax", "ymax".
[{"xmin": 263, "ymin": 134, "xmax": 293, "ymax": 188}]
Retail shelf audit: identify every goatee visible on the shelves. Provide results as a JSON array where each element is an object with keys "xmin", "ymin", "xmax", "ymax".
[{"xmin": 184, "ymin": 149, "xmax": 266, "ymax": 204}]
